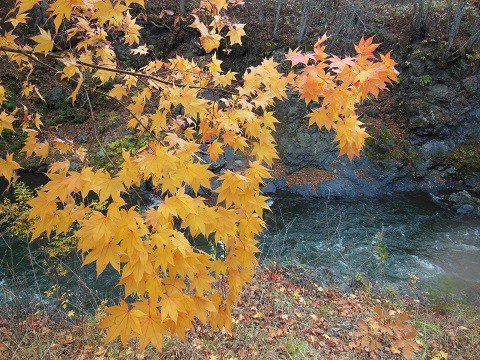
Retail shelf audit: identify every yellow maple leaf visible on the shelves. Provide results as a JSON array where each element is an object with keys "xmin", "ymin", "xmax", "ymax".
[
  {"xmin": 100, "ymin": 300, "xmax": 144, "ymax": 346},
  {"xmin": 0, "ymin": 85, "xmax": 5, "ymax": 103},
  {"xmin": 49, "ymin": 0, "xmax": 84, "ymax": 32},
  {"xmin": 91, "ymin": 171, "xmax": 125, "ymax": 202},
  {"xmin": 200, "ymin": 33, "xmax": 222, "ymax": 54},
  {"xmin": 0, "ymin": 153, "xmax": 21, "ymax": 183},
  {"xmin": 84, "ymin": 241, "xmax": 125, "ymax": 275},
  {"xmin": 31, "ymin": 27, "xmax": 54, "ymax": 55},
  {"xmin": 307, "ymin": 107, "xmax": 337, "ymax": 130},
  {"xmin": 124, "ymin": 0, "xmax": 145, "ymax": 7},
  {"xmin": 137, "ymin": 311, "xmax": 166, "ymax": 350},
  {"xmin": 109, "ymin": 84, "xmax": 128, "ymax": 100},
  {"xmin": 92, "ymin": 0, "xmax": 128, "ymax": 26},
  {"xmin": 60, "ymin": 59, "xmax": 79, "ymax": 79},
  {"xmin": 21, "ymin": 130, "xmax": 50, "ymax": 160},
  {"xmin": 0, "ymin": 110, "xmax": 15, "ymax": 132},
  {"xmin": 190, "ymin": 15, "xmax": 209, "ymax": 37},
  {"xmin": 160, "ymin": 293, "xmax": 186, "ymax": 323},
  {"xmin": 16, "ymin": 0, "xmax": 41, "ymax": 14},
  {"xmin": 251, "ymin": 140, "xmax": 279, "ymax": 166},
  {"xmin": 207, "ymin": 52, "xmax": 223, "ymax": 74},
  {"xmin": 227, "ymin": 24, "xmax": 246, "ymax": 46},
  {"xmin": 8, "ymin": 12, "xmax": 29, "ymax": 29},
  {"xmin": 208, "ymin": 140, "xmax": 223, "ymax": 162}
]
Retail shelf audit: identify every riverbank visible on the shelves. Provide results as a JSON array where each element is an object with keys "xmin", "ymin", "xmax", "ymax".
[{"xmin": 0, "ymin": 265, "xmax": 478, "ymax": 359}]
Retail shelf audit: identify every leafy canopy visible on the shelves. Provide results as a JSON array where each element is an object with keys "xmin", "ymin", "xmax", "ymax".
[{"xmin": 0, "ymin": 0, "xmax": 397, "ymax": 350}]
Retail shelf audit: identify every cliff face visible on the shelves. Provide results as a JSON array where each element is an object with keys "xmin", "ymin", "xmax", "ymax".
[{"xmin": 271, "ymin": 45, "xmax": 480, "ymax": 198}]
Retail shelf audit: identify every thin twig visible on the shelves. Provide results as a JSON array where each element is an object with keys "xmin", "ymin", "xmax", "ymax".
[
  {"xmin": 0, "ymin": 46, "xmax": 238, "ymax": 95},
  {"xmin": 84, "ymin": 90, "xmax": 118, "ymax": 172},
  {"xmin": 0, "ymin": 46, "xmax": 160, "ymax": 145}
]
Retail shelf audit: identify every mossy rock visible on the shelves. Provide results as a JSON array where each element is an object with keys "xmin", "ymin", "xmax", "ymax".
[{"xmin": 446, "ymin": 141, "xmax": 480, "ymax": 176}]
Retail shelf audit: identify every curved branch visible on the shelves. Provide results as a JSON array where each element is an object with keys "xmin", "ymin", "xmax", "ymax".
[
  {"xmin": 0, "ymin": 46, "xmax": 238, "ymax": 95},
  {"xmin": 0, "ymin": 46, "xmax": 160, "ymax": 145}
]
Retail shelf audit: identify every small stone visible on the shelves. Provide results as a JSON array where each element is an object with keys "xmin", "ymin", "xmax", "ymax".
[
  {"xmin": 208, "ymin": 159, "xmax": 226, "ymax": 173},
  {"xmin": 445, "ymin": 167, "xmax": 456, "ymax": 175},
  {"xmin": 465, "ymin": 176, "xmax": 479, "ymax": 188},
  {"xmin": 365, "ymin": 109, "xmax": 380, "ymax": 117},
  {"xmin": 46, "ymin": 86, "xmax": 66, "ymax": 108},
  {"xmin": 428, "ymin": 84, "xmax": 450, "ymax": 101},
  {"xmin": 449, "ymin": 190, "xmax": 472, "ymax": 205},
  {"xmin": 462, "ymin": 76, "xmax": 478, "ymax": 94},
  {"xmin": 457, "ymin": 204, "xmax": 474, "ymax": 215},
  {"xmin": 262, "ymin": 182, "xmax": 277, "ymax": 194}
]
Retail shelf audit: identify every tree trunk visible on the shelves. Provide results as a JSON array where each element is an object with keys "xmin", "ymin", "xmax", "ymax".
[
  {"xmin": 445, "ymin": 0, "xmax": 468, "ymax": 54},
  {"xmin": 180, "ymin": 0, "xmax": 186, "ymax": 17},
  {"xmin": 32, "ymin": 0, "xmax": 48, "ymax": 28},
  {"xmin": 412, "ymin": 0, "xmax": 433, "ymax": 38},
  {"xmin": 297, "ymin": 0, "xmax": 313, "ymax": 47},
  {"xmin": 273, "ymin": 0, "xmax": 283, "ymax": 41},
  {"xmin": 258, "ymin": 0, "xmax": 264, "ymax": 25}
]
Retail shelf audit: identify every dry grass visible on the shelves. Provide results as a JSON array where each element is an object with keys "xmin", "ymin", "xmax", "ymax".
[{"xmin": 1, "ymin": 265, "xmax": 478, "ymax": 359}]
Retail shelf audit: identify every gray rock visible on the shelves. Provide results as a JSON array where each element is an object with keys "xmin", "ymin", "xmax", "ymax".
[
  {"xmin": 462, "ymin": 76, "xmax": 478, "ymax": 94},
  {"xmin": 291, "ymin": 184, "xmax": 317, "ymax": 197},
  {"xmin": 465, "ymin": 176, "xmax": 479, "ymax": 188},
  {"xmin": 457, "ymin": 204, "xmax": 474, "ymax": 214},
  {"xmin": 224, "ymin": 148, "xmax": 235, "ymax": 163},
  {"xmin": 46, "ymin": 86, "xmax": 66, "ymax": 108},
  {"xmin": 96, "ymin": 148, "xmax": 106, "ymax": 157},
  {"xmin": 208, "ymin": 159, "xmax": 226, "ymax": 172},
  {"xmin": 272, "ymin": 177, "xmax": 287, "ymax": 191},
  {"xmin": 267, "ymin": 50, "xmax": 480, "ymax": 199},
  {"xmin": 419, "ymin": 174, "xmax": 447, "ymax": 192},
  {"xmin": 446, "ymin": 166, "xmax": 457, "ymax": 174},
  {"xmin": 262, "ymin": 181, "xmax": 277, "ymax": 194},
  {"xmin": 410, "ymin": 59, "xmax": 426, "ymax": 76},
  {"xmin": 316, "ymin": 180, "xmax": 350, "ymax": 198},
  {"xmin": 420, "ymin": 141, "xmax": 449, "ymax": 162},
  {"xmin": 449, "ymin": 190, "xmax": 473, "ymax": 205},
  {"xmin": 365, "ymin": 109, "xmax": 380, "ymax": 117},
  {"xmin": 428, "ymin": 84, "xmax": 451, "ymax": 101},
  {"xmin": 409, "ymin": 115, "xmax": 430, "ymax": 129}
]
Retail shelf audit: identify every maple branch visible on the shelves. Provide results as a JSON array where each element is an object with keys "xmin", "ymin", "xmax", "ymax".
[
  {"xmin": 0, "ymin": 46, "xmax": 238, "ymax": 95},
  {"xmin": 84, "ymin": 90, "xmax": 119, "ymax": 172},
  {"xmin": 0, "ymin": 47, "xmax": 161, "ymax": 145}
]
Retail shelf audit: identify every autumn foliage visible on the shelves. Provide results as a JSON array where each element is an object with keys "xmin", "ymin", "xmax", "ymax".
[{"xmin": 0, "ymin": 0, "xmax": 397, "ymax": 350}]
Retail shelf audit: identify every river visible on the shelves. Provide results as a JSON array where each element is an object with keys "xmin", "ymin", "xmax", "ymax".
[
  {"xmin": 261, "ymin": 191, "xmax": 480, "ymax": 303},
  {"xmin": 1, "ymin": 177, "xmax": 479, "ymax": 307}
]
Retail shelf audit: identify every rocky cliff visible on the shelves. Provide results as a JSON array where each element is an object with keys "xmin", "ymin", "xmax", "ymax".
[{"xmin": 269, "ymin": 44, "xmax": 480, "ymax": 204}]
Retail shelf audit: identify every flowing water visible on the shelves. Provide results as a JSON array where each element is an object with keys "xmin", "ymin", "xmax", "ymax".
[
  {"xmin": 1, "ymin": 176, "xmax": 479, "ymax": 306},
  {"xmin": 260, "ymin": 191, "xmax": 480, "ymax": 302}
]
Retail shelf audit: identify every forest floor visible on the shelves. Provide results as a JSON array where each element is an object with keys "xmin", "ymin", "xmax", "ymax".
[{"xmin": 0, "ymin": 265, "xmax": 478, "ymax": 359}]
